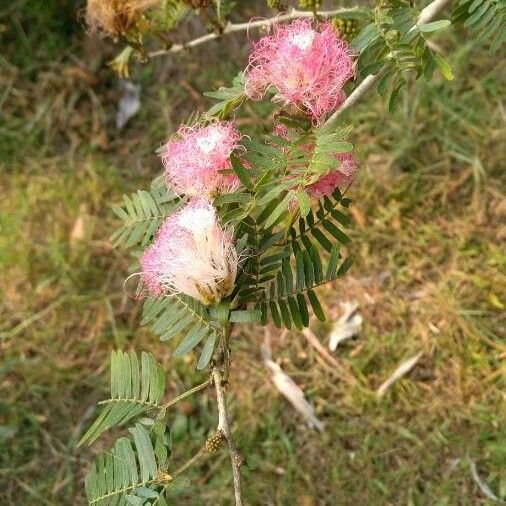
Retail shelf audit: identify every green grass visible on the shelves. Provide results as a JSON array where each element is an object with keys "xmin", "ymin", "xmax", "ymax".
[{"xmin": 1, "ymin": 2, "xmax": 505, "ymax": 504}]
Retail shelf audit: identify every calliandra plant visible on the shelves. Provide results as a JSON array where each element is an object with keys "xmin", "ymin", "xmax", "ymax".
[{"xmin": 79, "ymin": 1, "xmax": 505, "ymax": 505}]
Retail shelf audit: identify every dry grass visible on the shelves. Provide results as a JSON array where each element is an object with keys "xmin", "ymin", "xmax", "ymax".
[{"xmin": 0, "ymin": 2, "xmax": 504, "ymax": 504}]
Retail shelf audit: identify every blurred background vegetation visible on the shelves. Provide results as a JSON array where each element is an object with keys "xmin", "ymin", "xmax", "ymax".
[{"xmin": 0, "ymin": 0, "xmax": 504, "ymax": 504}]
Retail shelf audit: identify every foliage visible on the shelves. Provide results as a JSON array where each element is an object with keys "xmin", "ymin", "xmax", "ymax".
[
  {"xmin": 354, "ymin": 0, "xmax": 454, "ymax": 111},
  {"xmin": 79, "ymin": 351, "xmax": 182, "ymax": 504},
  {"xmin": 453, "ymin": 0, "xmax": 506, "ymax": 50},
  {"xmin": 71, "ymin": 0, "xmax": 506, "ymax": 504},
  {"xmin": 2, "ymin": 2, "xmax": 504, "ymax": 501},
  {"xmin": 79, "ymin": 351, "xmax": 166, "ymax": 445},
  {"xmin": 110, "ymin": 185, "xmax": 181, "ymax": 248},
  {"xmin": 141, "ymin": 295, "xmax": 221, "ymax": 369},
  {"xmin": 85, "ymin": 422, "xmax": 171, "ymax": 505}
]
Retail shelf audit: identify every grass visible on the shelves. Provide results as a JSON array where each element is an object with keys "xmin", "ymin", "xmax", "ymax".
[{"xmin": 1, "ymin": 1, "xmax": 505, "ymax": 504}]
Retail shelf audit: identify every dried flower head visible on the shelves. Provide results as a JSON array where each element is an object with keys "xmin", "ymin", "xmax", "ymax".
[
  {"xmin": 140, "ymin": 199, "xmax": 238, "ymax": 305},
  {"xmin": 306, "ymin": 152, "xmax": 359, "ymax": 199},
  {"xmin": 161, "ymin": 122, "xmax": 241, "ymax": 196},
  {"xmin": 245, "ymin": 20, "xmax": 355, "ymax": 120},
  {"xmin": 86, "ymin": 0, "xmax": 158, "ymax": 38}
]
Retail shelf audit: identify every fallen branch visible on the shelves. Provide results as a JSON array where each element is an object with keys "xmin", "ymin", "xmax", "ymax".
[
  {"xmin": 467, "ymin": 457, "xmax": 505, "ymax": 503},
  {"xmin": 212, "ymin": 367, "xmax": 244, "ymax": 506},
  {"xmin": 148, "ymin": 7, "xmax": 361, "ymax": 58},
  {"xmin": 328, "ymin": 301, "xmax": 363, "ymax": 351}
]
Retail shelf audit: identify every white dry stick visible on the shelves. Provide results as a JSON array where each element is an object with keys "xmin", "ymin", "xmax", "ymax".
[
  {"xmin": 302, "ymin": 327, "xmax": 340, "ymax": 366},
  {"xmin": 376, "ymin": 351, "xmax": 424, "ymax": 397},
  {"xmin": 301, "ymin": 327, "xmax": 357, "ymax": 385},
  {"xmin": 70, "ymin": 203, "xmax": 88, "ymax": 248},
  {"xmin": 264, "ymin": 359, "xmax": 325, "ymax": 432},
  {"xmin": 263, "ymin": 328, "xmax": 325, "ymax": 431},
  {"xmin": 467, "ymin": 457, "xmax": 505, "ymax": 503},
  {"xmin": 328, "ymin": 301, "xmax": 363, "ymax": 351}
]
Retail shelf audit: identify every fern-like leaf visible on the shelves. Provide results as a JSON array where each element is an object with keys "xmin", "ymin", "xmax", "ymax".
[
  {"xmin": 79, "ymin": 351, "xmax": 166, "ymax": 446},
  {"xmin": 204, "ymin": 72, "xmax": 247, "ymax": 118},
  {"xmin": 85, "ymin": 422, "xmax": 168, "ymax": 505},
  {"xmin": 110, "ymin": 186, "xmax": 181, "ymax": 248},
  {"xmin": 453, "ymin": 0, "xmax": 505, "ymax": 50},
  {"xmin": 262, "ymin": 249, "xmax": 354, "ymax": 329},
  {"xmin": 141, "ymin": 295, "xmax": 221, "ymax": 367}
]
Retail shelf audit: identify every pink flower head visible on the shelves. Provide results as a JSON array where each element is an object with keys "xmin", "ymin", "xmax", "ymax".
[
  {"xmin": 140, "ymin": 199, "xmax": 238, "ymax": 305},
  {"xmin": 161, "ymin": 121, "xmax": 241, "ymax": 196},
  {"xmin": 306, "ymin": 153, "xmax": 359, "ymax": 199},
  {"xmin": 245, "ymin": 20, "xmax": 355, "ymax": 120}
]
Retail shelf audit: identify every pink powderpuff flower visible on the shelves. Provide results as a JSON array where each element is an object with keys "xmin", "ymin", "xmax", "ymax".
[
  {"xmin": 306, "ymin": 153, "xmax": 359, "ymax": 199},
  {"xmin": 140, "ymin": 199, "xmax": 238, "ymax": 305},
  {"xmin": 245, "ymin": 20, "xmax": 355, "ymax": 120},
  {"xmin": 161, "ymin": 121, "xmax": 241, "ymax": 196}
]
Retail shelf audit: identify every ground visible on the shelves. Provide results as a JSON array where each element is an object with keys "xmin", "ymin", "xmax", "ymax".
[{"xmin": 0, "ymin": 1, "xmax": 504, "ymax": 505}]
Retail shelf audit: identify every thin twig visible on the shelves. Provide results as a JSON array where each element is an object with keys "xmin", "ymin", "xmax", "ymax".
[
  {"xmin": 325, "ymin": 0, "xmax": 453, "ymax": 127},
  {"xmin": 467, "ymin": 456, "xmax": 505, "ymax": 503},
  {"xmin": 161, "ymin": 378, "xmax": 212, "ymax": 410},
  {"xmin": 148, "ymin": 7, "xmax": 361, "ymax": 58},
  {"xmin": 212, "ymin": 367, "xmax": 244, "ymax": 506},
  {"xmin": 172, "ymin": 447, "xmax": 207, "ymax": 477}
]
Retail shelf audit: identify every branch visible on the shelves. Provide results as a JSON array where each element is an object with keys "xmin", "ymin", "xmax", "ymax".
[
  {"xmin": 212, "ymin": 367, "xmax": 244, "ymax": 506},
  {"xmin": 148, "ymin": 7, "xmax": 361, "ymax": 58},
  {"xmin": 325, "ymin": 0, "xmax": 453, "ymax": 127}
]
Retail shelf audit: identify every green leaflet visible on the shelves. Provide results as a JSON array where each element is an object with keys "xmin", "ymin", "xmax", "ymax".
[
  {"xmin": 110, "ymin": 186, "xmax": 180, "ymax": 248},
  {"xmin": 141, "ymin": 295, "xmax": 219, "ymax": 346},
  {"xmin": 79, "ymin": 351, "xmax": 166, "ymax": 446},
  {"xmin": 204, "ymin": 72, "xmax": 247, "ymax": 118},
  {"xmin": 453, "ymin": 0, "xmax": 505, "ymax": 51},
  {"xmin": 84, "ymin": 423, "xmax": 169, "ymax": 505}
]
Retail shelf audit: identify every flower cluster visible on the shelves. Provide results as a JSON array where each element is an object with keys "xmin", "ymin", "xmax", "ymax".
[
  {"xmin": 161, "ymin": 121, "xmax": 241, "ymax": 197},
  {"xmin": 142, "ymin": 121, "xmax": 242, "ymax": 305},
  {"xmin": 140, "ymin": 20, "xmax": 359, "ymax": 308},
  {"xmin": 245, "ymin": 20, "xmax": 355, "ymax": 120},
  {"xmin": 140, "ymin": 199, "xmax": 238, "ymax": 305}
]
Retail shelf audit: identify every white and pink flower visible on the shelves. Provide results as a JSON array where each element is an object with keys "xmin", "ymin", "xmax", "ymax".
[{"xmin": 140, "ymin": 199, "xmax": 238, "ymax": 305}]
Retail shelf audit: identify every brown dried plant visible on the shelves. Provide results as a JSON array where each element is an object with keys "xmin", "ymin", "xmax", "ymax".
[{"xmin": 85, "ymin": 0, "xmax": 160, "ymax": 39}]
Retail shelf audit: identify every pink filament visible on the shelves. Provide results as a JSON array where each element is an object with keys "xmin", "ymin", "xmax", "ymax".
[
  {"xmin": 161, "ymin": 121, "xmax": 241, "ymax": 196},
  {"xmin": 246, "ymin": 20, "xmax": 355, "ymax": 120}
]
